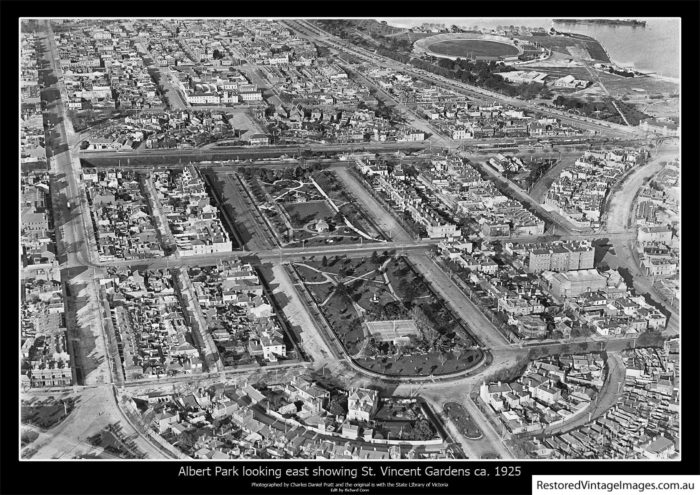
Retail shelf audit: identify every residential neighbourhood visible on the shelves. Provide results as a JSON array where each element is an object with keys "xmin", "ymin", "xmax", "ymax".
[
  {"xmin": 521, "ymin": 344, "xmax": 679, "ymax": 459},
  {"xmin": 153, "ymin": 165, "xmax": 233, "ymax": 256},
  {"xmin": 85, "ymin": 169, "xmax": 165, "ymax": 261},
  {"xmin": 479, "ymin": 353, "xmax": 606, "ymax": 435},
  {"xmin": 189, "ymin": 261, "xmax": 296, "ymax": 368},
  {"xmin": 105, "ymin": 267, "xmax": 206, "ymax": 381},
  {"xmin": 133, "ymin": 377, "xmax": 453, "ymax": 460},
  {"xmin": 544, "ymin": 149, "xmax": 645, "ymax": 229},
  {"xmin": 19, "ymin": 17, "xmax": 680, "ymax": 468}
]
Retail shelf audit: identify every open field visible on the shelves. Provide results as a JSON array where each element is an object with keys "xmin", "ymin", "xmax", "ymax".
[
  {"xmin": 428, "ymin": 39, "xmax": 519, "ymax": 58},
  {"xmin": 520, "ymin": 33, "xmax": 609, "ymax": 62},
  {"xmin": 226, "ymin": 109, "xmax": 266, "ymax": 136}
]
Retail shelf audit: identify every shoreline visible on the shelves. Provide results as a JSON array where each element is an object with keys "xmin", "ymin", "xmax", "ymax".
[
  {"xmin": 380, "ymin": 19, "xmax": 679, "ymax": 83},
  {"xmin": 633, "ymin": 71, "xmax": 680, "ymax": 85},
  {"xmin": 605, "ymin": 55, "xmax": 680, "ymax": 85}
]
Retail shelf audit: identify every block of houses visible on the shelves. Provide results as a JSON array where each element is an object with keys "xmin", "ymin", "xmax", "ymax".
[
  {"xmin": 153, "ymin": 410, "xmax": 179, "ymax": 433},
  {"xmin": 480, "ymin": 381, "xmax": 512, "ymax": 412}
]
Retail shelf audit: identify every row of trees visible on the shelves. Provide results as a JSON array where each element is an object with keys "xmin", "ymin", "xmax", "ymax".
[
  {"xmin": 238, "ymin": 164, "xmax": 328, "ymax": 183},
  {"xmin": 412, "ymin": 57, "xmax": 553, "ymax": 100}
]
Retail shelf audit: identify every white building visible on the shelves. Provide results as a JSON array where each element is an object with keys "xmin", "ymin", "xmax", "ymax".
[
  {"xmin": 497, "ymin": 71, "xmax": 548, "ymax": 84},
  {"xmin": 553, "ymin": 75, "xmax": 589, "ymax": 89},
  {"xmin": 347, "ymin": 387, "xmax": 379, "ymax": 422}
]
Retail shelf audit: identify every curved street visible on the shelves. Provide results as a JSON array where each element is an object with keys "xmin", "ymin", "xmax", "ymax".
[{"xmin": 603, "ymin": 140, "xmax": 680, "ymax": 331}]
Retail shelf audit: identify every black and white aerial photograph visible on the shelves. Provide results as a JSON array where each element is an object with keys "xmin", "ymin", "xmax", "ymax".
[{"xmin": 11, "ymin": 8, "xmax": 692, "ymax": 495}]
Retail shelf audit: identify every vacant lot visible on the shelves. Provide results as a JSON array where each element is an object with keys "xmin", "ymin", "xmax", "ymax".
[{"xmin": 428, "ymin": 39, "xmax": 519, "ymax": 58}]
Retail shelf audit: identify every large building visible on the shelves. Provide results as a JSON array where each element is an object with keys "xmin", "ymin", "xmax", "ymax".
[
  {"xmin": 496, "ymin": 71, "xmax": 548, "ymax": 85},
  {"xmin": 517, "ymin": 314, "xmax": 548, "ymax": 339},
  {"xmin": 547, "ymin": 269, "xmax": 607, "ymax": 299},
  {"xmin": 552, "ymin": 75, "xmax": 589, "ymax": 89},
  {"xmin": 638, "ymin": 226, "xmax": 673, "ymax": 244},
  {"xmin": 526, "ymin": 241, "xmax": 595, "ymax": 273}
]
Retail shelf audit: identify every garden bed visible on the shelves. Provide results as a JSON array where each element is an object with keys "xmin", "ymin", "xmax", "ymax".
[{"xmin": 444, "ymin": 401, "xmax": 483, "ymax": 440}]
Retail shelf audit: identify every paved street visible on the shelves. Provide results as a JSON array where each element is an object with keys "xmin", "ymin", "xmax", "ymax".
[
  {"xmin": 604, "ymin": 141, "xmax": 680, "ymax": 326},
  {"xmin": 25, "ymin": 385, "xmax": 166, "ymax": 460},
  {"xmin": 32, "ymin": 22, "xmax": 180, "ymax": 459},
  {"xmin": 408, "ymin": 254, "xmax": 510, "ymax": 348}
]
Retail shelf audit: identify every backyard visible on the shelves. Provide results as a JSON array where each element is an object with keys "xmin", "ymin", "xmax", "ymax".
[{"xmin": 372, "ymin": 398, "xmax": 438, "ymax": 441}]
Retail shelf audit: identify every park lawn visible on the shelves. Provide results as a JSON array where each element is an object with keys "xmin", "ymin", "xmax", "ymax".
[
  {"xmin": 311, "ymin": 170, "xmax": 339, "ymax": 193},
  {"xmin": 313, "ymin": 171, "xmax": 383, "ymax": 239},
  {"xmin": 304, "ymin": 255, "xmax": 381, "ymax": 278},
  {"xmin": 266, "ymin": 178, "xmax": 300, "ymax": 195},
  {"xmin": 444, "ymin": 401, "xmax": 483, "ymax": 439},
  {"xmin": 339, "ymin": 203, "xmax": 381, "ymax": 239},
  {"xmin": 283, "ymin": 200, "xmax": 335, "ymax": 228},
  {"xmin": 305, "ymin": 281, "xmax": 336, "ymax": 306},
  {"xmin": 297, "ymin": 255, "xmax": 483, "ymax": 376},
  {"xmin": 289, "ymin": 235, "xmax": 363, "ymax": 248},
  {"xmin": 298, "ymin": 182, "xmax": 323, "ymax": 196},
  {"xmin": 320, "ymin": 292, "xmax": 364, "ymax": 355},
  {"xmin": 294, "ymin": 264, "xmax": 328, "ymax": 284},
  {"xmin": 262, "ymin": 208, "xmax": 288, "ymax": 237},
  {"xmin": 385, "ymin": 258, "xmax": 431, "ymax": 300},
  {"xmin": 291, "ymin": 229, "xmax": 318, "ymax": 242},
  {"xmin": 350, "ymin": 280, "xmax": 396, "ymax": 315}
]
